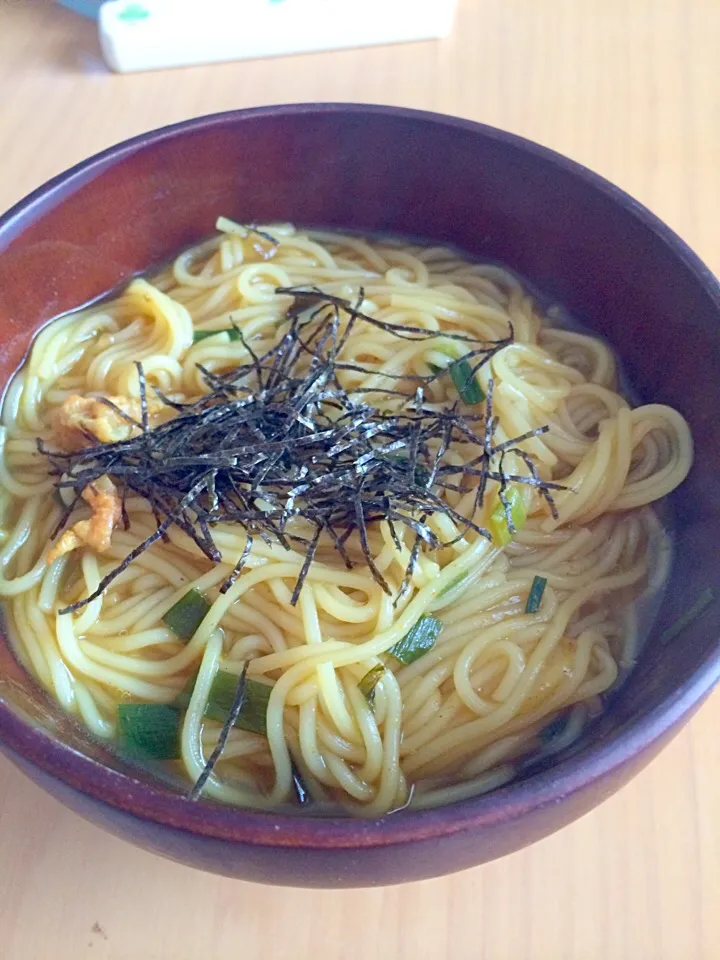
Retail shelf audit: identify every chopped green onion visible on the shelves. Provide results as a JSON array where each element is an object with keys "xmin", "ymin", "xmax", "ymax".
[
  {"xmin": 660, "ymin": 588, "xmax": 715, "ymax": 644},
  {"xmin": 429, "ymin": 356, "xmax": 485, "ymax": 403},
  {"xmin": 172, "ymin": 669, "xmax": 272, "ymax": 734},
  {"xmin": 193, "ymin": 328, "xmax": 242, "ymax": 343},
  {"xmin": 188, "ymin": 663, "xmax": 249, "ymax": 801},
  {"xmin": 118, "ymin": 703, "xmax": 181, "ymax": 760},
  {"xmin": 358, "ymin": 663, "xmax": 385, "ymax": 703},
  {"xmin": 525, "ymin": 576, "xmax": 547, "ymax": 614},
  {"xmin": 162, "ymin": 588, "xmax": 211, "ymax": 641},
  {"xmin": 206, "ymin": 669, "xmax": 272, "ymax": 735},
  {"xmin": 488, "ymin": 487, "xmax": 526, "ymax": 547},
  {"xmin": 215, "ymin": 217, "xmax": 278, "ymax": 246},
  {"xmin": 450, "ymin": 358, "xmax": 485, "ymax": 404},
  {"xmin": 389, "ymin": 615, "xmax": 443, "ymax": 665},
  {"xmin": 440, "ymin": 572, "xmax": 469, "ymax": 597}
]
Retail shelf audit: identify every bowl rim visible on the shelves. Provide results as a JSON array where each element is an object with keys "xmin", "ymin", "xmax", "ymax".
[{"xmin": 1, "ymin": 102, "xmax": 719, "ymax": 850}]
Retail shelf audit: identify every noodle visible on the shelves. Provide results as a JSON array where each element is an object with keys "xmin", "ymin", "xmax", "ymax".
[{"xmin": 0, "ymin": 221, "xmax": 692, "ymax": 815}]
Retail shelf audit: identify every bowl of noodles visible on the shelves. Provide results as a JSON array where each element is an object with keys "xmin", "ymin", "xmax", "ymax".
[{"xmin": 0, "ymin": 104, "xmax": 718, "ymax": 887}]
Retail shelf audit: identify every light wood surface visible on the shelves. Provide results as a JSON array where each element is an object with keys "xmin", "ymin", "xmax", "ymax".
[{"xmin": 1, "ymin": 1, "xmax": 719, "ymax": 957}]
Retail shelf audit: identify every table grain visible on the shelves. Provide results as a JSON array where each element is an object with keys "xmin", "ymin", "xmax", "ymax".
[{"xmin": 0, "ymin": 1, "xmax": 718, "ymax": 957}]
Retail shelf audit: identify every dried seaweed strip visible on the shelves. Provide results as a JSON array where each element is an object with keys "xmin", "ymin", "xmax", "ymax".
[
  {"xmin": 276, "ymin": 286, "xmax": 502, "ymax": 344},
  {"xmin": 319, "ymin": 518, "xmax": 355, "ymax": 570},
  {"xmin": 508, "ymin": 447, "xmax": 561, "ymax": 519},
  {"xmin": 57, "ymin": 475, "xmax": 211, "ymax": 613},
  {"xmin": 95, "ymin": 397, "xmax": 144, "ymax": 432},
  {"xmin": 290, "ymin": 525, "xmax": 323, "ymax": 606},
  {"xmin": 243, "ymin": 224, "xmax": 279, "ymax": 246},
  {"xmin": 220, "ymin": 534, "xmax": 253, "ymax": 595},
  {"xmin": 40, "ymin": 279, "xmax": 568, "ymax": 613},
  {"xmin": 48, "ymin": 491, "xmax": 83, "ymax": 543},
  {"xmin": 394, "ymin": 527, "xmax": 424, "ymax": 607},
  {"xmin": 354, "ymin": 491, "xmax": 392, "ymax": 596},
  {"xmin": 491, "ymin": 425, "xmax": 550, "ymax": 454},
  {"xmin": 385, "ymin": 505, "xmax": 403, "ymax": 553},
  {"xmin": 135, "ymin": 362, "xmax": 150, "ymax": 434},
  {"xmin": 188, "ymin": 661, "xmax": 249, "ymax": 801},
  {"xmin": 496, "ymin": 453, "xmax": 517, "ymax": 535}
]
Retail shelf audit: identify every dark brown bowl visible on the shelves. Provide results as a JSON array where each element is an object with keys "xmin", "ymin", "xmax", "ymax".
[{"xmin": 1, "ymin": 104, "xmax": 719, "ymax": 888}]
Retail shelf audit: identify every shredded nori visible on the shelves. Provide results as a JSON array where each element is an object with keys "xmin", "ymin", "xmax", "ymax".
[
  {"xmin": 243, "ymin": 223, "xmax": 280, "ymax": 248},
  {"xmin": 39, "ymin": 285, "xmax": 563, "ymax": 613},
  {"xmin": 290, "ymin": 760, "xmax": 312, "ymax": 806},
  {"xmin": 187, "ymin": 661, "xmax": 249, "ymax": 801}
]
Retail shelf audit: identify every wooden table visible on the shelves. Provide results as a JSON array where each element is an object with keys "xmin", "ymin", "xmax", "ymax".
[{"xmin": 0, "ymin": 1, "xmax": 718, "ymax": 957}]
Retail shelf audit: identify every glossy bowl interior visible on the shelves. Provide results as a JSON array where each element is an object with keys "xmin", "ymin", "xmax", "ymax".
[{"xmin": 1, "ymin": 104, "xmax": 719, "ymax": 888}]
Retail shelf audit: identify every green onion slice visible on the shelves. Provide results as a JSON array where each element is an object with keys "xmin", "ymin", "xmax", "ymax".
[
  {"xmin": 440, "ymin": 572, "xmax": 468, "ymax": 597},
  {"xmin": 525, "ymin": 575, "xmax": 547, "ymax": 614},
  {"xmin": 118, "ymin": 703, "xmax": 181, "ymax": 760},
  {"xmin": 450, "ymin": 358, "xmax": 485, "ymax": 404},
  {"xmin": 173, "ymin": 669, "xmax": 272, "ymax": 735},
  {"xmin": 162, "ymin": 589, "xmax": 211, "ymax": 641},
  {"xmin": 429, "ymin": 355, "xmax": 485, "ymax": 404},
  {"xmin": 389, "ymin": 615, "xmax": 443, "ymax": 665},
  {"xmin": 206, "ymin": 670, "xmax": 272, "ymax": 735},
  {"xmin": 358, "ymin": 663, "xmax": 385, "ymax": 703},
  {"xmin": 193, "ymin": 328, "xmax": 242, "ymax": 343},
  {"xmin": 488, "ymin": 487, "xmax": 526, "ymax": 547}
]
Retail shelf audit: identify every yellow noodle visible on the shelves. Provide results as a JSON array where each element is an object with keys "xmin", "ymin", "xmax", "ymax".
[{"xmin": 0, "ymin": 224, "xmax": 692, "ymax": 815}]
